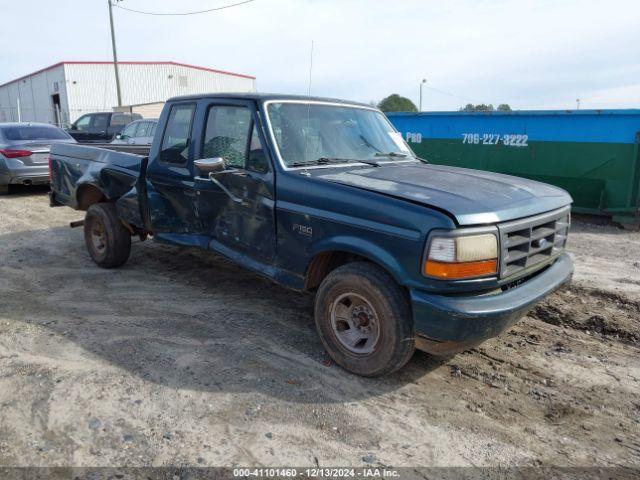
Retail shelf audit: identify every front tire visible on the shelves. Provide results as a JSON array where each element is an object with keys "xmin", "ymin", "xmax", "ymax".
[
  {"xmin": 84, "ymin": 203, "xmax": 131, "ymax": 268},
  {"xmin": 314, "ymin": 262, "xmax": 415, "ymax": 377}
]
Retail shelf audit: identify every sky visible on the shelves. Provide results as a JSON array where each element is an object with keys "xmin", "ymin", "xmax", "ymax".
[{"xmin": 1, "ymin": 0, "xmax": 639, "ymax": 111}]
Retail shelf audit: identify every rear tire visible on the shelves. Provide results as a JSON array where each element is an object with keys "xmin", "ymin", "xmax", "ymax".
[
  {"xmin": 314, "ymin": 262, "xmax": 415, "ymax": 377},
  {"xmin": 84, "ymin": 203, "xmax": 131, "ymax": 268},
  {"xmin": 0, "ymin": 185, "xmax": 9, "ymax": 195}
]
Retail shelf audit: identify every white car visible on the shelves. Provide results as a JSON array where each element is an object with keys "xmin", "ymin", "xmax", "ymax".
[{"xmin": 111, "ymin": 119, "xmax": 158, "ymax": 146}]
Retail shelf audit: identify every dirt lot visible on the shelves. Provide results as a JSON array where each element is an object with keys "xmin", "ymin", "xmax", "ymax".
[{"xmin": 0, "ymin": 186, "xmax": 639, "ymax": 468}]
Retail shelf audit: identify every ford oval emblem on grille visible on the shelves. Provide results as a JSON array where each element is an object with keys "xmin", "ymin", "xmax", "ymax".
[{"xmin": 533, "ymin": 238, "xmax": 549, "ymax": 249}]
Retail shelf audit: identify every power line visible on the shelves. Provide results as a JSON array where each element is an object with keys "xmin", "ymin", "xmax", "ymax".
[
  {"xmin": 423, "ymin": 85, "xmax": 477, "ymax": 103},
  {"xmin": 112, "ymin": 0, "xmax": 256, "ymax": 16}
]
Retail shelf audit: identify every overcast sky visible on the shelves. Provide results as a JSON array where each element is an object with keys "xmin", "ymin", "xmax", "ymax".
[{"xmin": 1, "ymin": 0, "xmax": 638, "ymax": 110}]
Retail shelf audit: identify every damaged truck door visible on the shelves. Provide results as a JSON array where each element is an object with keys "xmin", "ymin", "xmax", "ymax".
[{"xmin": 192, "ymin": 100, "xmax": 276, "ymax": 262}]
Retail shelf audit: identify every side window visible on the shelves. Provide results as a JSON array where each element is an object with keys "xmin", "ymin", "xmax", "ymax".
[
  {"xmin": 160, "ymin": 104, "xmax": 195, "ymax": 164},
  {"xmin": 75, "ymin": 115, "xmax": 91, "ymax": 131},
  {"xmin": 121, "ymin": 122, "xmax": 138, "ymax": 138},
  {"xmin": 92, "ymin": 114, "xmax": 109, "ymax": 129},
  {"xmin": 150, "ymin": 122, "xmax": 158, "ymax": 136},
  {"xmin": 201, "ymin": 106, "xmax": 252, "ymax": 169},
  {"xmin": 110, "ymin": 114, "xmax": 128, "ymax": 126},
  {"xmin": 136, "ymin": 122, "xmax": 151, "ymax": 137}
]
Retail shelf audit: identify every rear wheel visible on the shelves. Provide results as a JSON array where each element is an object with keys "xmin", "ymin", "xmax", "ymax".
[
  {"xmin": 84, "ymin": 203, "xmax": 131, "ymax": 268},
  {"xmin": 314, "ymin": 262, "xmax": 415, "ymax": 377}
]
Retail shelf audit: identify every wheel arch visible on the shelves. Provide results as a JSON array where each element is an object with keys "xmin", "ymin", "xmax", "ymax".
[
  {"xmin": 304, "ymin": 236, "xmax": 406, "ymax": 291},
  {"xmin": 76, "ymin": 183, "xmax": 108, "ymax": 211}
]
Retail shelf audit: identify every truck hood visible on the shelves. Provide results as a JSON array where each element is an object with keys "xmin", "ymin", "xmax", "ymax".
[{"xmin": 314, "ymin": 163, "xmax": 572, "ymax": 225}]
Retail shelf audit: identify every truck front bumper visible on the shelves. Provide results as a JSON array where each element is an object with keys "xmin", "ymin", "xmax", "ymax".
[{"xmin": 411, "ymin": 253, "xmax": 573, "ymax": 355}]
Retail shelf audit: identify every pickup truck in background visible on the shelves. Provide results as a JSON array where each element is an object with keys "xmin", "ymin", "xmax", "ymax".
[
  {"xmin": 66, "ymin": 111, "xmax": 142, "ymax": 143},
  {"xmin": 49, "ymin": 93, "xmax": 574, "ymax": 377}
]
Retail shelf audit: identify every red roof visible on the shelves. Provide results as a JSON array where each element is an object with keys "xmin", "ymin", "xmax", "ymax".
[{"xmin": 0, "ymin": 61, "xmax": 256, "ymax": 87}]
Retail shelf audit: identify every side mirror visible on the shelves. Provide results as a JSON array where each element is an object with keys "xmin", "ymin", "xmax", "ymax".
[
  {"xmin": 194, "ymin": 157, "xmax": 226, "ymax": 176},
  {"xmin": 70, "ymin": 124, "xmax": 77, "ymax": 131}
]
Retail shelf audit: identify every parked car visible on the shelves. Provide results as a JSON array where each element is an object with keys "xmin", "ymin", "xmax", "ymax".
[
  {"xmin": 111, "ymin": 119, "xmax": 158, "ymax": 145},
  {"xmin": 0, "ymin": 122, "xmax": 75, "ymax": 194},
  {"xmin": 67, "ymin": 112, "xmax": 142, "ymax": 143},
  {"xmin": 49, "ymin": 93, "xmax": 573, "ymax": 377}
]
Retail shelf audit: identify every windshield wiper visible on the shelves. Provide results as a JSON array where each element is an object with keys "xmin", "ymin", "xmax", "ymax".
[
  {"xmin": 291, "ymin": 157, "xmax": 382, "ymax": 167},
  {"xmin": 320, "ymin": 157, "xmax": 384, "ymax": 167},
  {"xmin": 290, "ymin": 157, "xmax": 352, "ymax": 167},
  {"xmin": 374, "ymin": 151, "xmax": 408, "ymax": 158}
]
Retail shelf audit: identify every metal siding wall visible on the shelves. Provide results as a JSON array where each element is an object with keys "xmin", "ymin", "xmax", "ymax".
[
  {"xmin": 0, "ymin": 64, "xmax": 66, "ymax": 123},
  {"xmin": 64, "ymin": 63, "xmax": 256, "ymax": 123},
  {"xmin": 131, "ymin": 102, "xmax": 165, "ymax": 118},
  {"xmin": 64, "ymin": 63, "xmax": 118, "ymax": 122}
]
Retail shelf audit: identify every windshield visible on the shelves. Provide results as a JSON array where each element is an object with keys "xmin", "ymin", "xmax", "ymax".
[
  {"xmin": 1, "ymin": 125, "xmax": 72, "ymax": 142},
  {"xmin": 266, "ymin": 102, "xmax": 414, "ymax": 167}
]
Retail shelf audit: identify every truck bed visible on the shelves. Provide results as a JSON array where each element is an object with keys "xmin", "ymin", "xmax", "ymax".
[{"xmin": 50, "ymin": 143, "xmax": 150, "ymax": 229}]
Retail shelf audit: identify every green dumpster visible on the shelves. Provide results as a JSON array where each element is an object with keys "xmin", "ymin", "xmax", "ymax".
[{"xmin": 387, "ymin": 109, "xmax": 640, "ymax": 226}]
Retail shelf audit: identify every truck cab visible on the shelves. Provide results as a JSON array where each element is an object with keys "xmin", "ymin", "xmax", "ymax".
[{"xmin": 50, "ymin": 93, "xmax": 574, "ymax": 376}]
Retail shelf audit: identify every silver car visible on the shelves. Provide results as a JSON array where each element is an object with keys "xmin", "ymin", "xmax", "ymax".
[
  {"xmin": 0, "ymin": 123, "xmax": 76, "ymax": 194},
  {"xmin": 111, "ymin": 119, "xmax": 158, "ymax": 146}
]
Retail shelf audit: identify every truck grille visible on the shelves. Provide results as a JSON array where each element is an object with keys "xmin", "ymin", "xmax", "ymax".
[{"xmin": 498, "ymin": 207, "xmax": 570, "ymax": 279}]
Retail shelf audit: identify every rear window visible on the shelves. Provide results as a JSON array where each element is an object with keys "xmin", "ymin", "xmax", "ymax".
[{"xmin": 1, "ymin": 125, "xmax": 71, "ymax": 141}]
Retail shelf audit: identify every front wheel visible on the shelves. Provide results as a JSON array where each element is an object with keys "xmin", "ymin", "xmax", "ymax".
[
  {"xmin": 314, "ymin": 262, "xmax": 415, "ymax": 377},
  {"xmin": 84, "ymin": 203, "xmax": 131, "ymax": 268}
]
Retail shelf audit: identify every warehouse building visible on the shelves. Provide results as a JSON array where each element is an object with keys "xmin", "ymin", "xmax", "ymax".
[{"xmin": 0, "ymin": 61, "xmax": 256, "ymax": 126}]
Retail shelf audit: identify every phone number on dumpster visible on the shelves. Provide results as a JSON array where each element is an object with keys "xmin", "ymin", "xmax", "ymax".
[{"xmin": 462, "ymin": 133, "xmax": 529, "ymax": 147}]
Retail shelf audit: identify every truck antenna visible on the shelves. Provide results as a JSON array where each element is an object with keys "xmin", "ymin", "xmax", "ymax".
[{"xmin": 301, "ymin": 40, "xmax": 314, "ymax": 177}]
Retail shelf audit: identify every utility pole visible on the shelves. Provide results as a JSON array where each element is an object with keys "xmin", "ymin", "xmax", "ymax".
[
  {"xmin": 108, "ymin": 0, "xmax": 123, "ymax": 107},
  {"xmin": 576, "ymin": 98, "xmax": 581, "ymax": 110},
  {"xmin": 419, "ymin": 78, "xmax": 427, "ymax": 112}
]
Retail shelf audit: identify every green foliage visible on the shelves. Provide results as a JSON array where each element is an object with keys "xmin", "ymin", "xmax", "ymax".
[
  {"xmin": 460, "ymin": 103, "xmax": 512, "ymax": 112},
  {"xmin": 378, "ymin": 94, "xmax": 418, "ymax": 113}
]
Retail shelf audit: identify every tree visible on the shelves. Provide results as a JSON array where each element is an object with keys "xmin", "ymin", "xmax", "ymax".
[
  {"xmin": 460, "ymin": 103, "xmax": 494, "ymax": 112},
  {"xmin": 378, "ymin": 94, "xmax": 418, "ymax": 113},
  {"xmin": 460, "ymin": 103, "xmax": 512, "ymax": 112}
]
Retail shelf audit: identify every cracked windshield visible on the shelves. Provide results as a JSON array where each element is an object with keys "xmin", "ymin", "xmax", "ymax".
[{"xmin": 267, "ymin": 102, "xmax": 414, "ymax": 167}]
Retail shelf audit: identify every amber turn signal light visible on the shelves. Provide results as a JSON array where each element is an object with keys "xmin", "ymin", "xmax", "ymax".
[{"xmin": 424, "ymin": 259, "xmax": 498, "ymax": 279}]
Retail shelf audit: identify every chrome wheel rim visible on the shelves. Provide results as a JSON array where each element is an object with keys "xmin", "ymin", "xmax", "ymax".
[
  {"xmin": 90, "ymin": 220, "xmax": 106, "ymax": 254},
  {"xmin": 330, "ymin": 292, "xmax": 381, "ymax": 355}
]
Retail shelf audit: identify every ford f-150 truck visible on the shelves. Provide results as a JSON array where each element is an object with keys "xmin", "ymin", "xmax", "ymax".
[{"xmin": 49, "ymin": 93, "xmax": 574, "ymax": 376}]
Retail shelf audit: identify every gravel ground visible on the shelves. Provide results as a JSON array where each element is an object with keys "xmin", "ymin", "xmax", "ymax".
[{"xmin": 0, "ymin": 186, "xmax": 638, "ymax": 468}]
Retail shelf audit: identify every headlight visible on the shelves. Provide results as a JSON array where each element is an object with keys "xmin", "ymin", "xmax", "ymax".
[{"xmin": 424, "ymin": 232, "xmax": 498, "ymax": 279}]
